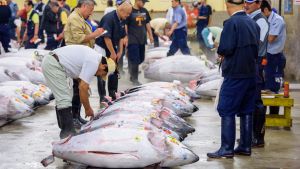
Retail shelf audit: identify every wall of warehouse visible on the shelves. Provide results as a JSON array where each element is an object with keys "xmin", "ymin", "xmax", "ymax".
[{"xmin": 13, "ymin": 0, "xmax": 226, "ymax": 11}]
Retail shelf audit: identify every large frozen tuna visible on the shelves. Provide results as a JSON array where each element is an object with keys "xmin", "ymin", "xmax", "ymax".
[
  {"xmin": 87, "ymin": 104, "xmax": 195, "ymax": 140},
  {"xmin": 0, "ymin": 86, "xmax": 35, "ymax": 107},
  {"xmin": 194, "ymin": 79, "xmax": 223, "ymax": 97},
  {"xmin": 0, "ymin": 67, "xmax": 13, "ymax": 82},
  {"xmin": 43, "ymin": 128, "xmax": 199, "ymax": 168},
  {"xmin": 144, "ymin": 55, "xmax": 211, "ymax": 82},
  {"xmin": 144, "ymin": 47, "xmax": 182, "ymax": 65},
  {"xmin": 0, "ymin": 57, "xmax": 45, "ymax": 84},
  {"xmin": 2, "ymin": 49, "xmax": 49, "ymax": 62},
  {"xmin": 186, "ymin": 69, "xmax": 222, "ymax": 98},
  {"xmin": 0, "ymin": 81, "xmax": 52, "ymax": 105},
  {"xmin": 0, "ymin": 95, "xmax": 33, "ymax": 126}
]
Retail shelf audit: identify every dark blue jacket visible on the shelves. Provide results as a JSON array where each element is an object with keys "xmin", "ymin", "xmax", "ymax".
[
  {"xmin": 96, "ymin": 10, "xmax": 126, "ymax": 54},
  {"xmin": 218, "ymin": 11, "xmax": 260, "ymax": 78},
  {"xmin": 0, "ymin": 4, "xmax": 11, "ymax": 24}
]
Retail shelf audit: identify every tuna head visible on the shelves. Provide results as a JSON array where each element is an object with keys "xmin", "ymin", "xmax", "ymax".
[
  {"xmin": 7, "ymin": 98, "xmax": 33, "ymax": 120},
  {"xmin": 159, "ymin": 108, "xmax": 195, "ymax": 135},
  {"xmin": 160, "ymin": 137, "xmax": 199, "ymax": 167}
]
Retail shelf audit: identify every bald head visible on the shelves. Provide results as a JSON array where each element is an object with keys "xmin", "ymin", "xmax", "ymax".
[
  {"xmin": 226, "ymin": 0, "xmax": 244, "ymax": 16},
  {"xmin": 117, "ymin": 1, "xmax": 132, "ymax": 20}
]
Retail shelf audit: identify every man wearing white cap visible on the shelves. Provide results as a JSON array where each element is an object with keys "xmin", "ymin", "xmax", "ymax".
[{"xmin": 41, "ymin": 45, "xmax": 115, "ymax": 139}]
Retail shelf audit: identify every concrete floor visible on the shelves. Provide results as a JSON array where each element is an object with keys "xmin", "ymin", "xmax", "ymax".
[{"xmin": 0, "ymin": 68, "xmax": 300, "ymax": 169}]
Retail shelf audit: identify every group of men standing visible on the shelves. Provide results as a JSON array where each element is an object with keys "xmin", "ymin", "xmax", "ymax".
[
  {"xmin": 208, "ymin": 0, "xmax": 286, "ymax": 159},
  {"xmin": 0, "ymin": 0, "xmax": 70, "ymax": 52}
]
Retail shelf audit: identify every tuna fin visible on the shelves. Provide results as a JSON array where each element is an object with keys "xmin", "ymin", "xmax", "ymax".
[
  {"xmin": 147, "ymin": 132, "xmax": 169, "ymax": 156},
  {"xmin": 41, "ymin": 155, "xmax": 55, "ymax": 167}
]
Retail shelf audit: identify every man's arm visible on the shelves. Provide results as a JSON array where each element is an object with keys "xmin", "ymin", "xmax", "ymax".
[
  {"xmin": 79, "ymin": 80, "xmax": 94, "ymax": 118},
  {"xmin": 123, "ymin": 24, "xmax": 128, "ymax": 47},
  {"xmin": 104, "ymin": 37, "xmax": 117, "ymax": 61},
  {"xmin": 69, "ymin": 18, "xmax": 104, "ymax": 43},
  {"xmin": 268, "ymin": 35, "xmax": 277, "ymax": 43},
  {"xmin": 166, "ymin": 22, "xmax": 178, "ymax": 37},
  {"xmin": 117, "ymin": 38, "xmax": 124, "ymax": 61},
  {"xmin": 146, "ymin": 23, "xmax": 154, "ymax": 43},
  {"xmin": 82, "ymin": 28, "xmax": 104, "ymax": 43},
  {"xmin": 33, "ymin": 23, "xmax": 39, "ymax": 39},
  {"xmin": 268, "ymin": 18, "xmax": 283, "ymax": 43}
]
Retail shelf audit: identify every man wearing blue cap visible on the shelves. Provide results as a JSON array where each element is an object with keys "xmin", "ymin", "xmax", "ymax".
[
  {"xmin": 244, "ymin": 0, "xmax": 269, "ymax": 148},
  {"xmin": 207, "ymin": 0, "xmax": 260, "ymax": 158}
]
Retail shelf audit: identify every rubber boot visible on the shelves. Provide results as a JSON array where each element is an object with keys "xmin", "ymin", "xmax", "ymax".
[
  {"xmin": 252, "ymin": 106, "xmax": 266, "ymax": 148},
  {"xmin": 108, "ymin": 72, "xmax": 118, "ymax": 101},
  {"xmin": 55, "ymin": 106, "xmax": 62, "ymax": 129},
  {"xmin": 58, "ymin": 107, "xmax": 76, "ymax": 139},
  {"xmin": 97, "ymin": 77, "xmax": 106, "ymax": 103},
  {"xmin": 234, "ymin": 114, "xmax": 252, "ymax": 156},
  {"xmin": 207, "ymin": 116, "xmax": 235, "ymax": 158},
  {"xmin": 72, "ymin": 106, "xmax": 87, "ymax": 130},
  {"xmin": 129, "ymin": 63, "xmax": 141, "ymax": 86}
]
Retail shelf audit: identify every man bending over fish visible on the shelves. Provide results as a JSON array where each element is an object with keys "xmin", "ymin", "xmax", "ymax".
[{"xmin": 41, "ymin": 45, "xmax": 115, "ymax": 139}]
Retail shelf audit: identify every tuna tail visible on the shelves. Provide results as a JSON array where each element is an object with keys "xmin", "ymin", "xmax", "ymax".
[
  {"xmin": 41, "ymin": 155, "xmax": 55, "ymax": 167},
  {"xmin": 193, "ymin": 105, "xmax": 199, "ymax": 112}
]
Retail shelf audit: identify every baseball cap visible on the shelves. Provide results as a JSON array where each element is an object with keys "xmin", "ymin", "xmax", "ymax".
[
  {"xmin": 100, "ymin": 57, "xmax": 116, "ymax": 79},
  {"xmin": 245, "ymin": 0, "xmax": 260, "ymax": 3},
  {"xmin": 116, "ymin": 0, "xmax": 132, "ymax": 5},
  {"xmin": 226, "ymin": 0, "xmax": 244, "ymax": 4},
  {"xmin": 116, "ymin": 0, "xmax": 123, "ymax": 5}
]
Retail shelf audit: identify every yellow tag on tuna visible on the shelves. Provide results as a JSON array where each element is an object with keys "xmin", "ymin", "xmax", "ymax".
[{"xmin": 134, "ymin": 136, "xmax": 142, "ymax": 142}]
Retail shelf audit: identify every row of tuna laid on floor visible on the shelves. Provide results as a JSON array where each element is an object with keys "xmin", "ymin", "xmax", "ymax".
[
  {"xmin": 0, "ymin": 49, "xmax": 53, "ymax": 126},
  {"xmin": 42, "ymin": 81, "xmax": 199, "ymax": 168}
]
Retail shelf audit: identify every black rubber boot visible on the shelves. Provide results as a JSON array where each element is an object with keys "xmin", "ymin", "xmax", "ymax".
[
  {"xmin": 108, "ymin": 72, "xmax": 119, "ymax": 101},
  {"xmin": 58, "ymin": 107, "xmax": 76, "ymax": 139},
  {"xmin": 207, "ymin": 116, "xmax": 235, "ymax": 158},
  {"xmin": 252, "ymin": 106, "xmax": 266, "ymax": 148},
  {"xmin": 72, "ymin": 106, "xmax": 87, "ymax": 130},
  {"xmin": 97, "ymin": 77, "xmax": 106, "ymax": 103},
  {"xmin": 234, "ymin": 115, "xmax": 253, "ymax": 156},
  {"xmin": 55, "ymin": 106, "xmax": 62, "ymax": 129}
]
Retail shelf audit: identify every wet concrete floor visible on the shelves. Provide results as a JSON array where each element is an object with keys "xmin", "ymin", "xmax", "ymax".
[{"xmin": 0, "ymin": 68, "xmax": 300, "ymax": 169}]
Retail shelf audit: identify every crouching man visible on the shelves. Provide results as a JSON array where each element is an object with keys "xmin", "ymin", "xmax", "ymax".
[{"xmin": 41, "ymin": 45, "xmax": 115, "ymax": 139}]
